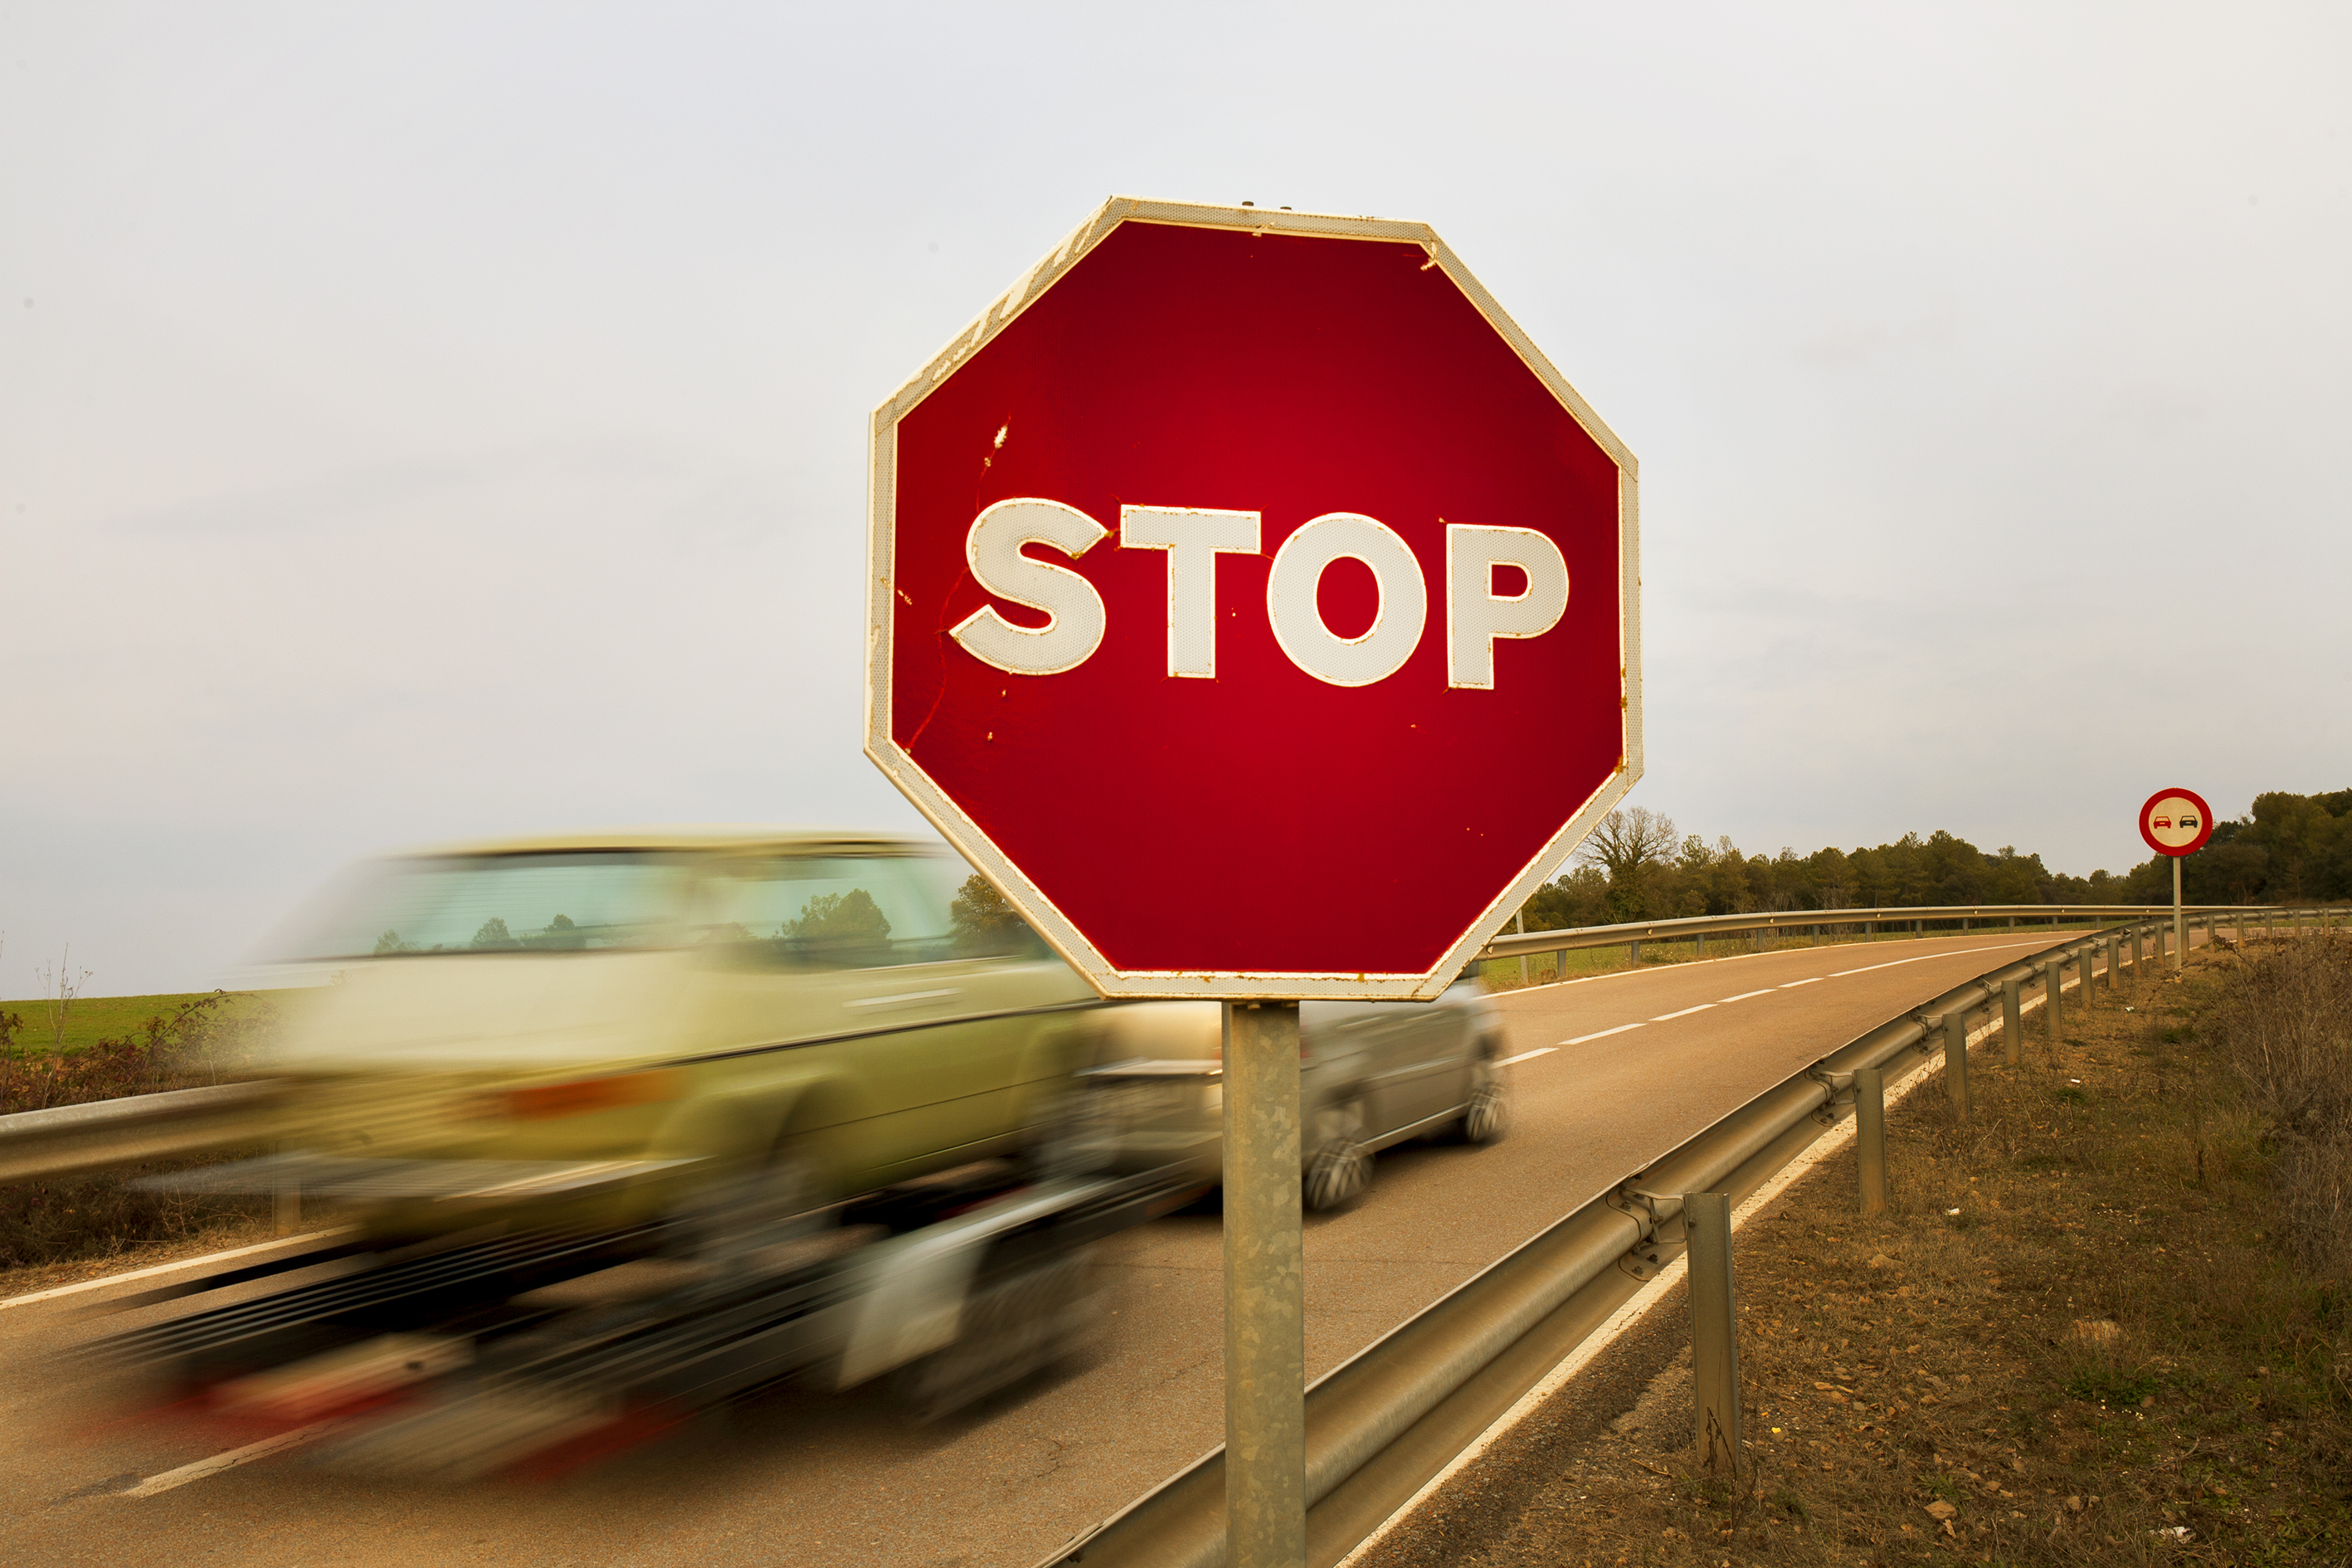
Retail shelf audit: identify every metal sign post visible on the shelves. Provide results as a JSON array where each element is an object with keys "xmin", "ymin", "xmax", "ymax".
[
  {"xmin": 861, "ymin": 198, "xmax": 1640, "ymax": 1568},
  {"xmin": 2137, "ymin": 788, "xmax": 2213, "ymax": 971},
  {"xmin": 1224, "ymin": 1003, "xmax": 1304, "ymax": 1566}
]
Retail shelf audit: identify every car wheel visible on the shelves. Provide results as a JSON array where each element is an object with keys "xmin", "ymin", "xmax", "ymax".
[
  {"xmin": 670, "ymin": 1147, "xmax": 830, "ymax": 1265},
  {"xmin": 1303, "ymin": 1094, "xmax": 1371, "ymax": 1212},
  {"xmin": 891, "ymin": 1245, "xmax": 1101, "ymax": 1422},
  {"xmin": 1452, "ymin": 1048, "xmax": 1510, "ymax": 1146},
  {"xmin": 1020, "ymin": 1081, "xmax": 1118, "ymax": 1184}
]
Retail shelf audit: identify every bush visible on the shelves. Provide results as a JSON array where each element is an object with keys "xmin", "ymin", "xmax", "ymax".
[
  {"xmin": 2213, "ymin": 935, "xmax": 2352, "ymax": 1279},
  {"xmin": 0, "ymin": 993, "xmax": 277, "ymax": 1272}
]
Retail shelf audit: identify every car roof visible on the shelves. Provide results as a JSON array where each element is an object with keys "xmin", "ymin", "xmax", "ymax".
[{"xmin": 387, "ymin": 826, "xmax": 951, "ymax": 859}]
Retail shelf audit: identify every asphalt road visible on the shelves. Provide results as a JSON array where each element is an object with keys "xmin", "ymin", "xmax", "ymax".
[{"xmin": 0, "ymin": 926, "xmax": 2165, "ymax": 1567}]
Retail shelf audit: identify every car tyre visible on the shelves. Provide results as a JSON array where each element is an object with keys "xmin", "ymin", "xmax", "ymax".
[
  {"xmin": 670, "ymin": 1146, "xmax": 831, "ymax": 1265},
  {"xmin": 1020, "ymin": 1081, "xmax": 1118, "ymax": 1185},
  {"xmin": 1303, "ymin": 1094, "xmax": 1371, "ymax": 1212},
  {"xmin": 1450, "ymin": 1048, "xmax": 1510, "ymax": 1146}
]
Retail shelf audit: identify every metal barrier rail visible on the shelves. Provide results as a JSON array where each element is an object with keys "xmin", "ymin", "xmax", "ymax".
[
  {"xmin": 0, "ymin": 1081, "xmax": 285, "ymax": 1186},
  {"xmin": 1475, "ymin": 900, "xmax": 2273, "ymax": 967},
  {"xmin": 1042, "ymin": 906, "xmax": 2335, "ymax": 1568}
]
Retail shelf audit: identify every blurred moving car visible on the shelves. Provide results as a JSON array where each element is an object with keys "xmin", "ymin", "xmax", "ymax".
[
  {"xmin": 248, "ymin": 829, "xmax": 1113, "ymax": 1254},
  {"xmin": 1083, "ymin": 983, "xmax": 1509, "ymax": 1211}
]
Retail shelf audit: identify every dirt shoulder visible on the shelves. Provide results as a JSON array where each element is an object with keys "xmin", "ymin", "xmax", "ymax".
[{"xmin": 1360, "ymin": 941, "xmax": 2351, "ymax": 1567}]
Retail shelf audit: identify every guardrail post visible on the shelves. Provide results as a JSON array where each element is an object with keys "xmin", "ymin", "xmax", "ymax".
[
  {"xmin": 2106, "ymin": 933, "xmax": 2120, "ymax": 991},
  {"xmin": 1943, "ymin": 1012, "xmax": 1970, "ymax": 1118},
  {"xmin": 1629, "ymin": 940, "xmax": 1640, "ymax": 966},
  {"xmin": 1684, "ymin": 1191, "xmax": 1742, "ymax": 1473},
  {"xmin": 1696, "ymin": 933, "xmax": 1706, "ymax": 959},
  {"xmin": 2002, "ymin": 976, "xmax": 2022, "ymax": 1064},
  {"xmin": 1224, "ymin": 1001, "xmax": 1304, "ymax": 1568},
  {"xmin": 1752, "ymin": 926, "xmax": 1763, "ymax": 952},
  {"xmin": 2076, "ymin": 947, "xmax": 2094, "ymax": 1013},
  {"xmin": 1855, "ymin": 1067, "xmax": 1887, "ymax": 1216},
  {"xmin": 2044, "ymin": 958, "xmax": 2062, "ymax": 1045}
]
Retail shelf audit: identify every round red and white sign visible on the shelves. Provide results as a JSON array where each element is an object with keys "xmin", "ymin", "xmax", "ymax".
[{"xmin": 2138, "ymin": 787, "xmax": 2213, "ymax": 857}]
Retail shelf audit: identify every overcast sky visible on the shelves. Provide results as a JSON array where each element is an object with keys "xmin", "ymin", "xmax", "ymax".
[{"xmin": 4, "ymin": 3, "xmax": 2346, "ymax": 997}]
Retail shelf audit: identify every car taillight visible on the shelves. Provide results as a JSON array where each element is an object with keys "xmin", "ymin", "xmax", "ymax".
[{"xmin": 502, "ymin": 1071, "xmax": 679, "ymax": 1120}]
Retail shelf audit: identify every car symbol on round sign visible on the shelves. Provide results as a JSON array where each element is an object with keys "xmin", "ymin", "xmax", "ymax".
[{"xmin": 2139, "ymin": 787, "xmax": 2214, "ymax": 857}]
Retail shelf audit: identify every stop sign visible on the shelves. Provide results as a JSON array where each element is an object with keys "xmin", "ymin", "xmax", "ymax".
[{"xmin": 864, "ymin": 197, "xmax": 1641, "ymax": 1000}]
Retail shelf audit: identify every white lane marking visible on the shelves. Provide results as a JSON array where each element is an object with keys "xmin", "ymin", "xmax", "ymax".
[
  {"xmin": 1562, "ymin": 1023, "xmax": 1645, "ymax": 1045},
  {"xmin": 1650, "ymin": 1004, "xmax": 1713, "ymax": 1022},
  {"xmin": 1829, "ymin": 938, "xmax": 2054, "ymax": 978},
  {"xmin": 121, "ymin": 1419, "xmax": 348, "ymax": 1497},
  {"xmin": 1719, "ymin": 990, "xmax": 1777, "ymax": 1003},
  {"xmin": 1, "ymin": 1227, "xmax": 358, "ymax": 1311},
  {"xmin": 1497, "ymin": 1047, "xmax": 1556, "ymax": 1067},
  {"xmin": 1778, "ymin": 977, "xmax": 1822, "ymax": 988}
]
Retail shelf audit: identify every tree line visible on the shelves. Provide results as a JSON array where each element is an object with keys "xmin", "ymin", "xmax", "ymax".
[{"xmin": 1520, "ymin": 788, "xmax": 2350, "ymax": 931}]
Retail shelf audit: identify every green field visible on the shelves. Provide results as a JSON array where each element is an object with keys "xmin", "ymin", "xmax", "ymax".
[{"xmin": 0, "ymin": 991, "xmax": 265, "ymax": 1056}]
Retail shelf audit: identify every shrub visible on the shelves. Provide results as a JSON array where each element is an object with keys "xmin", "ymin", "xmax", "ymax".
[{"xmin": 2212, "ymin": 935, "xmax": 2352, "ymax": 1279}]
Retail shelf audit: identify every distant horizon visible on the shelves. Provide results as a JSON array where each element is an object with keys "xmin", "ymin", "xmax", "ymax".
[{"xmin": 6, "ymin": 4, "xmax": 2346, "ymax": 995}]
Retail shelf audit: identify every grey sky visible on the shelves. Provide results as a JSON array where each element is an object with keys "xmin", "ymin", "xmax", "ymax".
[{"xmin": 4, "ymin": 3, "xmax": 2346, "ymax": 996}]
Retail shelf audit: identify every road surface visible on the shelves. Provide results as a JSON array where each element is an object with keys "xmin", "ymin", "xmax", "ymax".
[{"xmin": 0, "ymin": 926, "xmax": 2166, "ymax": 1566}]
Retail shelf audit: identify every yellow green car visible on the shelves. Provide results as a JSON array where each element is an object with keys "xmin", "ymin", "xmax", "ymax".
[{"xmin": 249, "ymin": 829, "xmax": 1113, "ymax": 1250}]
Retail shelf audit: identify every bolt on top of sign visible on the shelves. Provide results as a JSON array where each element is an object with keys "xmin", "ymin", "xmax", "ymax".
[{"xmin": 865, "ymin": 197, "xmax": 1641, "ymax": 1000}]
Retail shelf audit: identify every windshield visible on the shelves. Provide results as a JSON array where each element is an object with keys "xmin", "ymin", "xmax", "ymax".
[{"xmin": 292, "ymin": 852, "xmax": 692, "ymax": 959}]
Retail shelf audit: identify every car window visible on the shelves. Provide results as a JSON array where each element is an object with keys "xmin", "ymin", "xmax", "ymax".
[
  {"xmin": 711, "ymin": 855, "xmax": 965, "ymax": 969},
  {"xmin": 292, "ymin": 852, "xmax": 691, "ymax": 959}
]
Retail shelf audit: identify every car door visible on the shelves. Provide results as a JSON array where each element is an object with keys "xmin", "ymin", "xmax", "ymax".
[
  {"xmin": 696, "ymin": 852, "xmax": 1040, "ymax": 1191},
  {"xmin": 1361, "ymin": 995, "xmax": 1478, "ymax": 1135}
]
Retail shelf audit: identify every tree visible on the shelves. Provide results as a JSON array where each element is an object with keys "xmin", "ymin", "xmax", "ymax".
[
  {"xmin": 1577, "ymin": 807, "xmax": 1680, "ymax": 919},
  {"xmin": 950, "ymin": 874, "xmax": 1034, "ymax": 955}
]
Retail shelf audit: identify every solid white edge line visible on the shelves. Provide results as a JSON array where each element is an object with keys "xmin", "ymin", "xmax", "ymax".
[
  {"xmin": 1335, "ymin": 1010, "xmax": 2005, "ymax": 1567},
  {"xmin": 1649, "ymin": 1005, "xmax": 1713, "ymax": 1022},
  {"xmin": 1497, "ymin": 1047, "xmax": 1558, "ymax": 1067},
  {"xmin": 1, "ymin": 1227, "xmax": 358, "ymax": 1310},
  {"xmin": 122, "ymin": 1419, "xmax": 351, "ymax": 1497},
  {"xmin": 1827, "ymin": 938, "xmax": 2052, "ymax": 978},
  {"xmin": 1486, "ymin": 926, "xmax": 2108, "ymax": 996},
  {"xmin": 1562, "ymin": 1023, "xmax": 1646, "ymax": 1045}
]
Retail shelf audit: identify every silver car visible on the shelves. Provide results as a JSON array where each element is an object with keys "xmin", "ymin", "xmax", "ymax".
[{"xmin": 1086, "ymin": 981, "xmax": 1508, "ymax": 1210}]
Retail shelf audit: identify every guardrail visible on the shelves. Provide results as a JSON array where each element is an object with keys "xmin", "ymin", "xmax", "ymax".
[
  {"xmin": 0, "ymin": 1081, "xmax": 285, "ymax": 1186},
  {"xmin": 1476, "ymin": 900, "xmax": 2280, "ymax": 968},
  {"xmin": 1044, "ymin": 905, "xmax": 2337, "ymax": 1568}
]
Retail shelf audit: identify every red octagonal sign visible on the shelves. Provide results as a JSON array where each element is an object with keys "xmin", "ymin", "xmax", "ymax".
[{"xmin": 864, "ymin": 198, "xmax": 1642, "ymax": 1000}]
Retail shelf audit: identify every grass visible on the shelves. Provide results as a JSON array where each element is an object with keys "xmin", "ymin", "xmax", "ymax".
[
  {"xmin": 1478, "ymin": 920, "xmax": 2123, "ymax": 992},
  {"xmin": 1424, "ymin": 933, "xmax": 2352, "ymax": 1566},
  {"xmin": 0, "ymin": 989, "xmax": 266, "ymax": 1059}
]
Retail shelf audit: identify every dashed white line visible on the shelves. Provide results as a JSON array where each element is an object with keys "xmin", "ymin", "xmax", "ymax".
[
  {"xmin": 1562, "ymin": 1022, "xmax": 1646, "ymax": 1045},
  {"xmin": 1650, "ymin": 1004, "xmax": 1714, "ymax": 1022},
  {"xmin": 1497, "ymin": 1046, "xmax": 1557, "ymax": 1067},
  {"xmin": 1719, "ymin": 990, "xmax": 1777, "ymax": 1003},
  {"xmin": 121, "ymin": 1419, "xmax": 348, "ymax": 1497},
  {"xmin": 1, "ymin": 1227, "xmax": 358, "ymax": 1311},
  {"xmin": 1778, "ymin": 977, "xmax": 1823, "ymax": 988}
]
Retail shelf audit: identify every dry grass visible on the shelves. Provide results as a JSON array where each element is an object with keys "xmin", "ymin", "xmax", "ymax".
[{"xmin": 1412, "ymin": 937, "xmax": 2352, "ymax": 1567}]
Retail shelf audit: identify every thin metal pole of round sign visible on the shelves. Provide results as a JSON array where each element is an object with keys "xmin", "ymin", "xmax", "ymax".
[{"xmin": 2173, "ymin": 858, "xmax": 2184, "ymax": 971}]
